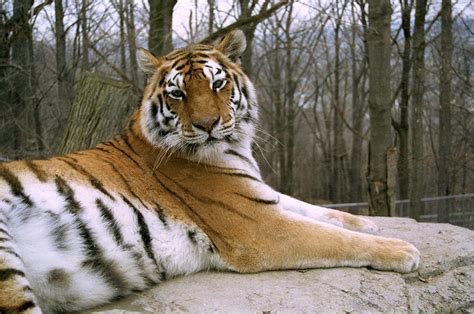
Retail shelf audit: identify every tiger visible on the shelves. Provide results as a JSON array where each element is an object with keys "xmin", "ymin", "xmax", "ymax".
[{"xmin": 0, "ymin": 29, "xmax": 420, "ymax": 313}]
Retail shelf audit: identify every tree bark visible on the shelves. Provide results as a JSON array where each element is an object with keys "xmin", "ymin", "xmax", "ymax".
[
  {"xmin": 58, "ymin": 73, "xmax": 139, "ymax": 154},
  {"xmin": 81, "ymin": 0, "xmax": 90, "ymax": 71},
  {"xmin": 366, "ymin": 0, "xmax": 393, "ymax": 216},
  {"xmin": 148, "ymin": 0, "xmax": 177, "ymax": 56},
  {"xmin": 54, "ymin": 0, "xmax": 74, "ymax": 148},
  {"xmin": 0, "ymin": 5, "xmax": 14, "ymax": 158},
  {"xmin": 126, "ymin": 0, "xmax": 138, "ymax": 83},
  {"xmin": 283, "ymin": 2, "xmax": 296, "ymax": 195},
  {"xmin": 10, "ymin": 0, "xmax": 42, "ymax": 158},
  {"xmin": 394, "ymin": 0, "xmax": 412, "ymax": 201},
  {"xmin": 349, "ymin": 1, "xmax": 365, "ymax": 202},
  {"xmin": 437, "ymin": 0, "xmax": 452, "ymax": 222},
  {"xmin": 408, "ymin": 0, "xmax": 427, "ymax": 220},
  {"xmin": 332, "ymin": 0, "xmax": 349, "ymax": 203}
]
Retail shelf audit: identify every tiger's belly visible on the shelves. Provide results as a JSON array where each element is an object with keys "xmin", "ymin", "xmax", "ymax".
[{"xmin": 1, "ymin": 178, "xmax": 222, "ymax": 313}]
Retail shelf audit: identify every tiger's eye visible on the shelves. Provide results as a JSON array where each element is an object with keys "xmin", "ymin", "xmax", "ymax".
[
  {"xmin": 212, "ymin": 80, "xmax": 226, "ymax": 91},
  {"xmin": 170, "ymin": 90, "xmax": 185, "ymax": 99}
]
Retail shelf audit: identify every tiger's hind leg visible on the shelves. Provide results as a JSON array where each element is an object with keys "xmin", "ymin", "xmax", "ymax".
[
  {"xmin": 0, "ymin": 212, "xmax": 42, "ymax": 314},
  {"xmin": 278, "ymin": 193, "xmax": 379, "ymax": 234}
]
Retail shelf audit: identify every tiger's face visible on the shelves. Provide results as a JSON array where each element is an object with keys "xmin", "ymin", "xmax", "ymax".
[{"xmin": 137, "ymin": 30, "xmax": 257, "ymax": 158}]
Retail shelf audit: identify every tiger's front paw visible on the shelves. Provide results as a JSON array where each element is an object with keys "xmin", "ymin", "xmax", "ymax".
[{"xmin": 370, "ymin": 238, "xmax": 421, "ymax": 273}]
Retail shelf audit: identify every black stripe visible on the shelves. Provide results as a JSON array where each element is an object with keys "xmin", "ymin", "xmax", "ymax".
[
  {"xmin": 210, "ymin": 170, "xmax": 261, "ymax": 183},
  {"xmin": 158, "ymin": 95, "xmax": 165, "ymax": 116},
  {"xmin": 0, "ymin": 166, "xmax": 33, "ymax": 207},
  {"xmin": 56, "ymin": 186, "xmax": 129, "ymax": 297},
  {"xmin": 232, "ymin": 73, "xmax": 242, "ymax": 109},
  {"xmin": 55, "ymin": 176, "xmax": 81, "ymax": 213},
  {"xmin": 152, "ymin": 202, "xmax": 168, "ymax": 226},
  {"xmin": 106, "ymin": 140, "xmax": 142, "ymax": 169},
  {"xmin": 241, "ymin": 85, "xmax": 249, "ymax": 99},
  {"xmin": 225, "ymin": 149, "xmax": 257, "ymax": 170},
  {"xmin": 175, "ymin": 64, "xmax": 185, "ymax": 71},
  {"xmin": 121, "ymin": 133, "xmax": 140, "ymax": 157},
  {"xmin": 121, "ymin": 195, "xmax": 158, "ymax": 266},
  {"xmin": 0, "ymin": 228, "xmax": 11, "ymax": 238},
  {"xmin": 96, "ymin": 199, "xmax": 124, "ymax": 246},
  {"xmin": 81, "ymin": 258, "xmax": 129, "ymax": 298},
  {"xmin": 158, "ymin": 171, "xmax": 257, "ymax": 222},
  {"xmin": 149, "ymin": 102, "xmax": 160, "ymax": 130},
  {"xmin": 0, "ymin": 268, "xmax": 25, "ymax": 281},
  {"xmin": 55, "ymin": 175, "xmax": 129, "ymax": 294},
  {"xmin": 193, "ymin": 52, "xmax": 211, "ymax": 59},
  {"xmin": 104, "ymin": 162, "xmax": 148, "ymax": 208},
  {"xmin": 17, "ymin": 300, "xmax": 36, "ymax": 312},
  {"xmin": 150, "ymin": 173, "xmax": 229, "ymax": 250},
  {"xmin": 58, "ymin": 158, "xmax": 115, "ymax": 201},
  {"xmin": 24, "ymin": 160, "xmax": 47, "ymax": 182},
  {"xmin": 0, "ymin": 237, "xmax": 8, "ymax": 242},
  {"xmin": 0, "ymin": 246, "xmax": 21, "ymax": 259},
  {"xmin": 45, "ymin": 211, "xmax": 69, "ymax": 250},
  {"xmin": 234, "ymin": 193, "xmax": 279, "ymax": 205},
  {"xmin": 187, "ymin": 230, "xmax": 197, "ymax": 244},
  {"xmin": 171, "ymin": 56, "xmax": 188, "ymax": 68}
]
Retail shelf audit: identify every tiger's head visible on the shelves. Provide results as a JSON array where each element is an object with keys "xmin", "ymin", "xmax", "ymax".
[{"xmin": 137, "ymin": 30, "xmax": 257, "ymax": 160}]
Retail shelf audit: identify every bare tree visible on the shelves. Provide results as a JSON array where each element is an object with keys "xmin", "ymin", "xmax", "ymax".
[
  {"xmin": 80, "ymin": 0, "xmax": 90, "ymax": 70},
  {"xmin": 148, "ymin": 0, "xmax": 177, "ymax": 55},
  {"xmin": 408, "ymin": 0, "xmax": 428, "ymax": 219},
  {"xmin": 331, "ymin": 0, "xmax": 349, "ymax": 203},
  {"xmin": 392, "ymin": 0, "xmax": 412, "ymax": 201},
  {"xmin": 437, "ymin": 0, "xmax": 453, "ymax": 222},
  {"xmin": 126, "ymin": 0, "xmax": 138, "ymax": 83},
  {"xmin": 11, "ymin": 0, "xmax": 43, "ymax": 157},
  {"xmin": 54, "ymin": 0, "xmax": 74, "ymax": 136},
  {"xmin": 366, "ymin": 0, "xmax": 393, "ymax": 216},
  {"xmin": 349, "ymin": 0, "xmax": 368, "ymax": 202}
]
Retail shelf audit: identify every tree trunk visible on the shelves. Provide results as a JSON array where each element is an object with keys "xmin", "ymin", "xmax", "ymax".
[
  {"xmin": 58, "ymin": 73, "xmax": 139, "ymax": 154},
  {"xmin": 0, "ymin": 5, "xmax": 14, "ymax": 158},
  {"xmin": 126, "ymin": 0, "xmax": 138, "ymax": 83},
  {"xmin": 409, "ymin": 0, "xmax": 427, "ymax": 220},
  {"xmin": 238, "ymin": 0, "xmax": 256, "ymax": 75},
  {"xmin": 332, "ymin": 0, "xmax": 349, "ymax": 203},
  {"xmin": 283, "ymin": 2, "xmax": 295, "ymax": 195},
  {"xmin": 11, "ymin": 0, "xmax": 41, "ymax": 158},
  {"xmin": 349, "ymin": 1, "xmax": 365, "ymax": 202},
  {"xmin": 148, "ymin": 0, "xmax": 177, "ymax": 56},
  {"xmin": 117, "ymin": 0, "xmax": 127, "ymax": 72},
  {"xmin": 81, "ymin": 0, "xmax": 90, "ymax": 71},
  {"xmin": 395, "ymin": 0, "xmax": 412, "ymax": 201},
  {"xmin": 437, "ymin": 0, "xmax": 452, "ymax": 223},
  {"xmin": 366, "ymin": 0, "xmax": 393, "ymax": 216},
  {"xmin": 54, "ymin": 0, "xmax": 74, "ymax": 149},
  {"xmin": 208, "ymin": 0, "xmax": 215, "ymax": 35}
]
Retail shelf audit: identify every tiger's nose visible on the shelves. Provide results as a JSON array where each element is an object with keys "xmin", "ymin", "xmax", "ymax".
[{"xmin": 192, "ymin": 116, "xmax": 220, "ymax": 133}]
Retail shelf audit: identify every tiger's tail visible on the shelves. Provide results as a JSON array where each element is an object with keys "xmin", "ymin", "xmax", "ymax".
[{"xmin": 0, "ymin": 210, "xmax": 42, "ymax": 314}]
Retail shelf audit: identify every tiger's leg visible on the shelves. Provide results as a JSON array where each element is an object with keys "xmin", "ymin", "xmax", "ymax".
[
  {"xmin": 227, "ymin": 211, "xmax": 419, "ymax": 274},
  {"xmin": 278, "ymin": 193, "xmax": 379, "ymax": 233},
  {"xmin": 0, "ymin": 211, "xmax": 42, "ymax": 314}
]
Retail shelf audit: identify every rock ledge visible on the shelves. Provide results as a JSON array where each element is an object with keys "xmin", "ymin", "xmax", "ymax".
[{"xmin": 89, "ymin": 217, "xmax": 474, "ymax": 313}]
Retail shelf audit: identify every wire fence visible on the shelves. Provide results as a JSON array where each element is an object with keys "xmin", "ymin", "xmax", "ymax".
[{"xmin": 324, "ymin": 193, "xmax": 474, "ymax": 230}]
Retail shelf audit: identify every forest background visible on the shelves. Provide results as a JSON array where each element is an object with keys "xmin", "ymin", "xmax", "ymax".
[{"xmin": 0, "ymin": 0, "xmax": 472, "ymax": 223}]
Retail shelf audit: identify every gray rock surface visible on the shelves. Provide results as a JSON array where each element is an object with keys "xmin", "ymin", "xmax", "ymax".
[{"xmin": 87, "ymin": 217, "xmax": 474, "ymax": 313}]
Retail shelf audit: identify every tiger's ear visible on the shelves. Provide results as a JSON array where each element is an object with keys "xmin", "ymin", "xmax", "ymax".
[
  {"xmin": 214, "ymin": 29, "xmax": 246, "ymax": 63},
  {"xmin": 137, "ymin": 48, "xmax": 162, "ymax": 74}
]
